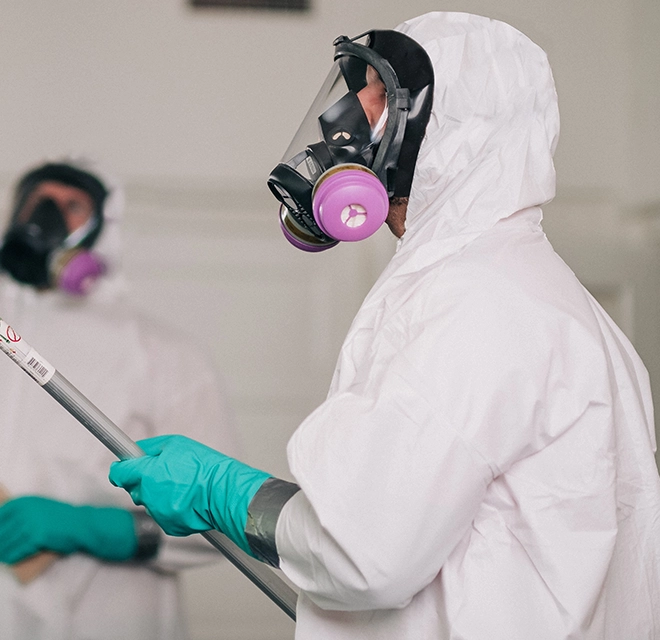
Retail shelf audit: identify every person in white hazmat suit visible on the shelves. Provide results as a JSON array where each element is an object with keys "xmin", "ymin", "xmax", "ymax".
[
  {"xmin": 0, "ymin": 160, "xmax": 238, "ymax": 640},
  {"xmin": 108, "ymin": 12, "xmax": 660, "ymax": 639}
]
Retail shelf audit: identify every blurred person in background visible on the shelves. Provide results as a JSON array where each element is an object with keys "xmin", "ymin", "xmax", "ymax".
[{"xmin": 0, "ymin": 159, "xmax": 239, "ymax": 640}]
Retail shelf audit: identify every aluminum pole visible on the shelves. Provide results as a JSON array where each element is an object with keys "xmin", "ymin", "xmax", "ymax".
[{"xmin": 0, "ymin": 317, "xmax": 298, "ymax": 621}]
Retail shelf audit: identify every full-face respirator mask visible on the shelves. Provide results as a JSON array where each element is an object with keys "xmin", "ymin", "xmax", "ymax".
[
  {"xmin": 268, "ymin": 29, "xmax": 434, "ymax": 251},
  {"xmin": 0, "ymin": 164, "xmax": 108, "ymax": 295}
]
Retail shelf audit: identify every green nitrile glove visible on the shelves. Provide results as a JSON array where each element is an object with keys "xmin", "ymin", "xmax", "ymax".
[
  {"xmin": 109, "ymin": 435, "xmax": 271, "ymax": 556},
  {"xmin": 0, "ymin": 496, "xmax": 137, "ymax": 564}
]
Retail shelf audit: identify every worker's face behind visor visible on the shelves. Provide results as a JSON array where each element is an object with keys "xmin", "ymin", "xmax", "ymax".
[
  {"xmin": 284, "ymin": 62, "xmax": 387, "ymax": 178},
  {"xmin": 0, "ymin": 167, "xmax": 108, "ymax": 295},
  {"xmin": 268, "ymin": 30, "xmax": 434, "ymax": 252}
]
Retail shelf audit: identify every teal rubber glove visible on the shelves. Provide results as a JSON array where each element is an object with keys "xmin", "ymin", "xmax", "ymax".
[
  {"xmin": 109, "ymin": 435, "xmax": 271, "ymax": 557},
  {"xmin": 0, "ymin": 496, "xmax": 138, "ymax": 564}
]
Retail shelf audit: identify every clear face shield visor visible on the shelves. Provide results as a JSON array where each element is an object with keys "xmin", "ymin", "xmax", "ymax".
[
  {"xmin": 268, "ymin": 35, "xmax": 411, "ymax": 251},
  {"xmin": 282, "ymin": 61, "xmax": 388, "ymax": 187}
]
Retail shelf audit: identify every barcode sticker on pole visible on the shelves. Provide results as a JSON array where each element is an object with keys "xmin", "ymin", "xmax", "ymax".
[
  {"xmin": 0, "ymin": 318, "xmax": 56, "ymax": 385},
  {"xmin": 24, "ymin": 348, "xmax": 56, "ymax": 384}
]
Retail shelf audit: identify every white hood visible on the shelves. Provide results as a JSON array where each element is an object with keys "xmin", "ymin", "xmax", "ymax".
[
  {"xmin": 397, "ymin": 12, "xmax": 559, "ymax": 265},
  {"xmin": 332, "ymin": 11, "xmax": 561, "ymax": 404}
]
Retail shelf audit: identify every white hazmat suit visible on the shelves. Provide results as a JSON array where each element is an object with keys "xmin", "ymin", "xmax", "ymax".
[
  {"xmin": 275, "ymin": 13, "xmax": 660, "ymax": 639},
  {"xmin": 0, "ymin": 163, "xmax": 238, "ymax": 640}
]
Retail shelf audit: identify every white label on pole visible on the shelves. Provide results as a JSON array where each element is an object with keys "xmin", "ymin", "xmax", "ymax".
[{"xmin": 0, "ymin": 318, "xmax": 55, "ymax": 385}]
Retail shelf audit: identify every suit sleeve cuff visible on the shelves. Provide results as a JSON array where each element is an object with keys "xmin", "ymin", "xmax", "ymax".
[{"xmin": 245, "ymin": 478, "xmax": 300, "ymax": 567}]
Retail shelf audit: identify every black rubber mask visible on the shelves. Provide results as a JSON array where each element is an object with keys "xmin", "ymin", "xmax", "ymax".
[
  {"xmin": 267, "ymin": 29, "xmax": 434, "ymax": 252},
  {"xmin": 0, "ymin": 199, "xmax": 69, "ymax": 287}
]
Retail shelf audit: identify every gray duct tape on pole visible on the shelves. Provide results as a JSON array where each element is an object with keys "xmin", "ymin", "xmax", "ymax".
[{"xmin": 0, "ymin": 317, "xmax": 298, "ymax": 621}]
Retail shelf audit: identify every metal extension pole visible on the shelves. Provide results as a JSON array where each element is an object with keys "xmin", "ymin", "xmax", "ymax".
[{"xmin": 0, "ymin": 318, "xmax": 298, "ymax": 621}]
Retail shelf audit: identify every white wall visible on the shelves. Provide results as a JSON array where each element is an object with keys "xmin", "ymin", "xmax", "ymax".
[
  {"xmin": 0, "ymin": 1, "xmax": 659, "ymax": 639},
  {"xmin": 0, "ymin": 0, "xmax": 657, "ymax": 203}
]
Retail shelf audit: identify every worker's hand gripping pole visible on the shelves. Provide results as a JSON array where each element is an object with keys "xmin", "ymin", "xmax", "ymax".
[{"xmin": 0, "ymin": 317, "xmax": 298, "ymax": 621}]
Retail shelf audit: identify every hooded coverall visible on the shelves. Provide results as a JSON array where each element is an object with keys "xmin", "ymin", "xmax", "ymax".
[{"xmin": 275, "ymin": 12, "xmax": 660, "ymax": 639}]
